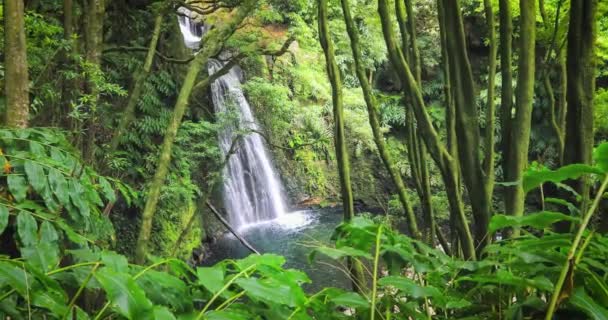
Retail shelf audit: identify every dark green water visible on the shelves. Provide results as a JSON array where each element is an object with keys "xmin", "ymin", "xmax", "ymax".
[{"xmin": 204, "ymin": 208, "xmax": 351, "ymax": 291}]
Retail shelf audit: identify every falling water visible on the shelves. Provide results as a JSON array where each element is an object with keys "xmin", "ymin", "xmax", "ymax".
[{"xmin": 177, "ymin": 9, "xmax": 287, "ymax": 229}]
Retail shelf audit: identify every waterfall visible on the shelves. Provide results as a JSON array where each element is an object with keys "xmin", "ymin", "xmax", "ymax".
[{"xmin": 176, "ymin": 9, "xmax": 287, "ymax": 229}]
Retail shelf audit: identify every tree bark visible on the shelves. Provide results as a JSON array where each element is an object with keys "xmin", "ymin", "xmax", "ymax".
[
  {"xmin": 440, "ymin": 0, "xmax": 492, "ymax": 250},
  {"xmin": 340, "ymin": 0, "xmax": 420, "ymax": 239},
  {"xmin": 318, "ymin": 0, "xmax": 367, "ymax": 291},
  {"xmin": 134, "ymin": 0, "xmax": 257, "ymax": 264},
  {"xmin": 504, "ymin": 0, "xmax": 536, "ymax": 225},
  {"xmin": 563, "ymin": 0, "xmax": 598, "ymax": 209},
  {"xmin": 4, "ymin": 0, "xmax": 30, "ymax": 128},
  {"xmin": 110, "ymin": 14, "xmax": 164, "ymax": 152},
  {"xmin": 499, "ymin": 0, "xmax": 514, "ymax": 196},
  {"xmin": 482, "ymin": 0, "xmax": 497, "ymax": 199},
  {"xmin": 378, "ymin": 0, "xmax": 476, "ymax": 260}
]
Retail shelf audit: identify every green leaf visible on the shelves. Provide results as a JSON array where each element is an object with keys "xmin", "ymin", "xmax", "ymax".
[
  {"xmin": 197, "ymin": 265, "xmax": 225, "ymax": 294},
  {"xmin": 48, "ymin": 168, "xmax": 70, "ymax": 206},
  {"xmin": 329, "ymin": 292, "xmax": 370, "ymax": 309},
  {"xmin": 24, "ymin": 160, "xmax": 47, "ymax": 194},
  {"xmin": 378, "ymin": 276, "xmax": 441, "ymax": 299},
  {"xmin": 101, "ymin": 251, "xmax": 129, "ymax": 273},
  {"xmin": 17, "ymin": 211, "xmax": 38, "ymax": 246},
  {"xmin": 523, "ymin": 164, "xmax": 603, "ymax": 194},
  {"xmin": 235, "ymin": 277, "xmax": 305, "ymax": 307},
  {"xmin": 69, "ymin": 180, "xmax": 90, "ymax": 218},
  {"xmin": 21, "ymin": 243, "xmax": 59, "ymax": 273},
  {"xmin": 29, "ymin": 141, "xmax": 46, "ymax": 157},
  {"xmin": 98, "ymin": 176, "xmax": 116, "ymax": 203},
  {"xmin": 309, "ymin": 246, "xmax": 372, "ymax": 262},
  {"xmin": 489, "ymin": 212, "xmax": 579, "ymax": 233},
  {"xmin": 94, "ymin": 268, "xmax": 154, "ymax": 320},
  {"xmin": 236, "ymin": 254, "xmax": 285, "ymax": 270},
  {"xmin": 570, "ymin": 287, "xmax": 608, "ymax": 320},
  {"xmin": 594, "ymin": 142, "xmax": 608, "ymax": 173},
  {"xmin": 8, "ymin": 174, "xmax": 28, "ymax": 202},
  {"xmin": 0, "ymin": 204, "xmax": 9, "ymax": 235},
  {"xmin": 31, "ymin": 289, "xmax": 69, "ymax": 316},
  {"xmin": 136, "ymin": 270, "xmax": 191, "ymax": 312},
  {"xmin": 153, "ymin": 306, "xmax": 177, "ymax": 320},
  {"xmin": 40, "ymin": 221, "xmax": 59, "ymax": 243},
  {"xmin": 0, "ymin": 262, "xmax": 32, "ymax": 295},
  {"xmin": 205, "ymin": 309, "xmax": 253, "ymax": 320}
]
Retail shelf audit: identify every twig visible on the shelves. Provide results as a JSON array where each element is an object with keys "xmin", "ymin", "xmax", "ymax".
[{"xmin": 205, "ymin": 200, "xmax": 260, "ymax": 255}]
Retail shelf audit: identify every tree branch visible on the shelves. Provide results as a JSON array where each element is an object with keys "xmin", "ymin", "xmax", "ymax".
[{"xmin": 103, "ymin": 46, "xmax": 195, "ymax": 64}]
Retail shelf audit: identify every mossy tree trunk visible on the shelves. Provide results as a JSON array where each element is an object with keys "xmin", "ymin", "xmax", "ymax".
[
  {"xmin": 439, "ymin": 0, "xmax": 492, "ymax": 250},
  {"xmin": 563, "ymin": 0, "xmax": 598, "ymax": 208},
  {"xmin": 135, "ymin": 0, "xmax": 257, "ymax": 264},
  {"xmin": 396, "ymin": 0, "xmax": 435, "ymax": 245},
  {"xmin": 318, "ymin": 0, "xmax": 367, "ymax": 291},
  {"xmin": 499, "ymin": 0, "xmax": 514, "ymax": 197},
  {"xmin": 482, "ymin": 0, "xmax": 497, "ymax": 201},
  {"xmin": 378, "ymin": 0, "xmax": 476, "ymax": 260},
  {"xmin": 4, "ymin": 0, "xmax": 30, "ymax": 128},
  {"xmin": 340, "ymin": 0, "xmax": 420, "ymax": 239},
  {"xmin": 110, "ymin": 13, "xmax": 164, "ymax": 152},
  {"xmin": 503, "ymin": 0, "xmax": 536, "ymax": 225},
  {"xmin": 81, "ymin": 0, "xmax": 105, "ymax": 162}
]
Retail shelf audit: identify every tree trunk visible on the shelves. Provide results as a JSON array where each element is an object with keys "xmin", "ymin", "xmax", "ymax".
[
  {"xmin": 319, "ymin": 0, "xmax": 367, "ymax": 292},
  {"xmin": 482, "ymin": 0, "xmax": 497, "ymax": 200},
  {"xmin": 340, "ymin": 0, "xmax": 421, "ymax": 239},
  {"xmin": 134, "ymin": 0, "xmax": 257, "ymax": 264},
  {"xmin": 378, "ymin": 0, "xmax": 476, "ymax": 260},
  {"xmin": 81, "ymin": 0, "xmax": 105, "ymax": 162},
  {"xmin": 499, "ymin": 0, "xmax": 514, "ymax": 196},
  {"xmin": 110, "ymin": 14, "xmax": 164, "ymax": 152},
  {"xmin": 440, "ymin": 0, "xmax": 492, "ymax": 250},
  {"xmin": 504, "ymin": 0, "xmax": 536, "ymax": 228},
  {"xmin": 4, "ymin": 0, "xmax": 30, "ymax": 128},
  {"xmin": 563, "ymin": 0, "xmax": 598, "ymax": 209}
]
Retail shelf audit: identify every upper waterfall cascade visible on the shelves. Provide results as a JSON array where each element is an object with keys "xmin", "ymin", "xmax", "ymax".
[{"xmin": 177, "ymin": 9, "xmax": 288, "ymax": 229}]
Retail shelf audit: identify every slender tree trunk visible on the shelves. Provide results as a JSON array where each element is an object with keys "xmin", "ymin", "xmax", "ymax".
[
  {"xmin": 563, "ymin": 0, "xmax": 598, "ymax": 209},
  {"xmin": 482, "ymin": 0, "xmax": 497, "ymax": 201},
  {"xmin": 378, "ymin": 0, "xmax": 475, "ymax": 260},
  {"xmin": 504, "ymin": 0, "xmax": 536, "ymax": 225},
  {"xmin": 110, "ymin": 14, "xmax": 164, "ymax": 152},
  {"xmin": 4, "ymin": 0, "xmax": 30, "ymax": 128},
  {"xmin": 340, "ymin": 0, "xmax": 420, "ymax": 239},
  {"xmin": 318, "ymin": 0, "xmax": 367, "ymax": 291},
  {"xmin": 499, "ymin": 0, "xmax": 514, "ymax": 197},
  {"xmin": 134, "ymin": 1, "xmax": 257, "ymax": 264},
  {"xmin": 81, "ymin": 0, "xmax": 105, "ymax": 162},
  {"xmin": 400, "ymin": 0, "xmax": 435, "ymax": 245},
  {"xmin": 440, "ymin": 0, "xmax": 492, "ymax": 250}
]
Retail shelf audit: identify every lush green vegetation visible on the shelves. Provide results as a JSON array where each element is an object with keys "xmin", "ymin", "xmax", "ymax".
[{"xmin": 1, "ymin": 0, "xmax": 608, "ymax": 318}]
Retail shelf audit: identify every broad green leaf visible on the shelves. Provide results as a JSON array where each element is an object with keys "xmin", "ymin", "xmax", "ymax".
[
  {"xmin": 378, "ymin": 276, "xmax": 441, "ymax": 299},
  {"xmin": 205, "ymin": 309, "xmax": 253, "ymax": 320},
  {"xmin": 69, "ymin": 180, "xmax": 90, "ymax": 218},
  {"xmin": 31, "ymin": 289, "xmax": 69, "ymax": 316},
  {"xmin": 570, "ymin": 287, "xmax": 608, "ymax": 320},
  {"xmin": 94, "ymin": 268, "xmax": 154, "ymax": 319},
  {"xmin": 24, "ymin": 160, "xmax": 47, "ymax": 194},
  {"xmin": 0, "ymin": 204, "xmax": 9, "ymax": 235},
  {"xmin": 197, "ymin": 265, "xmax": 225, "ymax": 294},
  {"xmin": 8, "ymin": 174, "xmax": 28, "ymax": 202},
  {"xmin": 101, "ymin": 251, "xmax": 129, "ymax": 272},
  {"xmin": 153, "ymin": 306, "xmax": 177, "ymax": 320},
  {"xmin": 309, "ymin": 246, "xmax": 372, "ymax": 262},
  {"xmin": 329, "ymin": 292, "xmax": 370, "ymax": 309},
  {"xmin": 21, "ymin": 243, "xmax": 59, "ymax": 273},
  {"xmin": 17, "ymin": 211, "xmax": 38, "ymax": 246},
  {"xmin": 137, "ymin": 270, "xmax": 191, "ymax": 312},
  {"xmin": 594, "ymin": 142, "xmax": 608, "ymax": 172},
  {"xmin": 98, "ymin": 176, "xmax": 116, "ymax": 203},
  {"xmin": 0, "ymin": 262, "xmax": 31, "ymax": 295},
  {"xmin": 40, "ymin": 221, "xmax": 59, "ymax": 243},
  {"xmin": 522, "ymin": 164, "xmax": 603, "ymax": 194},
  {"xmin": 236, "ymin": 253, "xmax": 285, "ymax": 270},
  {"xmin": 489, "ymin": 212, "xmax": 579, "ymax": 233},
  {"xmin": 48, "ymin": 168, "xmax": 70, "ymax": 206},
  {"xmin": 235, "ymin": 277, "xmax": 305, "ymax": 307},
  {"xmin": 29, "ymin": 141, "xmax": 46, "ymax": 157}
]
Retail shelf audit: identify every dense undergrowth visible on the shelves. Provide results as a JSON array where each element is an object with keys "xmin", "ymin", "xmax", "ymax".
[{"xmin": 1, "ymin": 128, "xmax": 608, "ymax": 319}]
